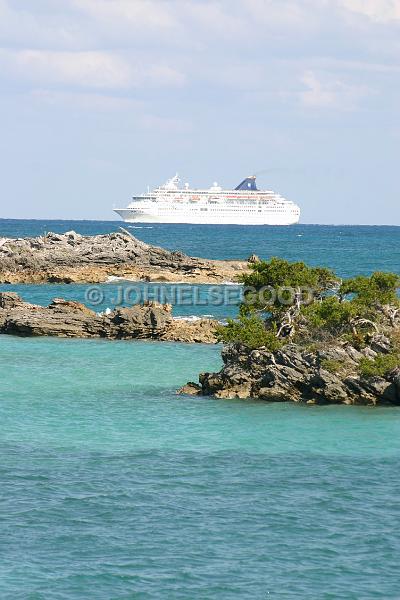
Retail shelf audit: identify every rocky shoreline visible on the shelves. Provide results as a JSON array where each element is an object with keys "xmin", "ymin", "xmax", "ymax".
[
  {"xmin": 180, "ymin": 338, "xmax": 400, "ymax": 405},
  {"xmin": 0, "ymin": 230, "xmax": 247, "ymax": 284},
  {"xmin": 0, "ymin": 292, "xmax": 217, "ymax": 343}
]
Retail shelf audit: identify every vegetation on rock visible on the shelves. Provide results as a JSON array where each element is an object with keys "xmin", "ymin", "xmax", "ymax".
[
  {"xmin": 218, "ymin": 257, "xmax": 400, "ymax": 355},
  {"xmin": 184, "ymin": 258, "xmax": 400, "ymax": 405},
  {"xmin": 358, "ymin": 352, "xmax": 400, "ymax": 378},
  {"xmin": 216, "ymin": 313, "xmax": 282, "ymax": 351},
  {"xmin": 319, "ymin": 358, "xmax": 344, "ymax": 374}
]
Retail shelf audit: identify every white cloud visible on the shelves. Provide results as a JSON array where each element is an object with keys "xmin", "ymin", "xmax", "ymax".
[
  {"xmin": 337, "ymin": 0, "xmax": 400, "ymax": 23},
  {"xmin": 243, "ymin": 0, "xmax": 320, "ymax": 30},
  {"xmin": 0, "ymin": 0, "xmax": 397, "ymax": 113},
  {"xmin": 0, "ymin": 49, "xmax": 185, "ymax": 89},
  {"xmin": 14, "ymin": 50, "xmax": 131, "ymax": 88},
  {"xmin": 71, "ymin": 0, "xmax": 178, "ymax": 32},
  {"xmin": 183, "ymin": 1, "xmax": 242, "ymax": 37},
  {"xmin": 300, "ymin": 70, "xmax": 371, "ymax": 109},
  {"xmin": 300, "ymin": 71, "xmax": 337, "ymax": 107},
  {"xmin": 0, "ymin": 0, "xmax": 91, "ymax": 49}
]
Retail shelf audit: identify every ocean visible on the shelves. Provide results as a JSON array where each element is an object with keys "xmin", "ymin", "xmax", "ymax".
[
  {"xmin": 1, "ymin": 219, "xmax": 399, "ymax": 276},
  {"xmin": 1, "ymin": 220, "xmax": 400, "ymax": 599}
]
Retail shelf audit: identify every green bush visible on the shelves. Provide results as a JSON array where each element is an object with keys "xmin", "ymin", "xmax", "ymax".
[
  {"xmin": 217, "ymin": 257, "xmax": 400, "ymax": 353},
  {"xmin": 358, "ymin": 353, "xmax": 399, "ymax": 378},
  {"xmin": 341, "ymin": 272, "xmax": 400, "ymax": 308},
  {"xmin": 241, "ymin": 257, "xmax": 338, "ymax": 314},
  {"xmin": 303, "ymin": 296, "xmax": 356, "ymax": 333},
  {"xmin": 320, "ymin": 359, "xmax": 343, "ymax": 374},
  {"xmin": 216, "ymin": 313, "xmax": 283, "ymax": 351}
]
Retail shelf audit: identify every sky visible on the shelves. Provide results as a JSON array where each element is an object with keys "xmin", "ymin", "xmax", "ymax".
[{"xmin": 0, "ymin": 0, "xmax": 399, "ymax": 224}]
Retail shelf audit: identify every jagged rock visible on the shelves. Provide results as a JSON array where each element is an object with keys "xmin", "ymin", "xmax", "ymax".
[
  {"xmin": 215, "ymin": 384, "xmax": 252, "ymax": 399},
  {"xmin": 65, "ymin": 230, "xmax": 81, "ymax": 240},
  {"xmin": 306, "ymin": 369, "xmax": 350, "ymax": 403},
  {"xmin": 370, "ymin": 334, "xmax": 391, "ymax": 354},
  {"xmin": 0, "ymin": 231, "xmax": 248, "ymax": 284},
  {"xmin": 388, "ymin": 368, "xmax": 400, "ymax": 402},
  {"xmin": 361, "ymin": 347, "xmax": 378, "ymax": 359},
  {"xmin": 0, "ymin": 292, "xmax": 217, "ymax": 343},
  {"xmin": 0, "ymin": 292, "xmax": 24, "ymax": 310},
  {"xmin": 1, "ymin": 295, "xmax": 106, "ymax": 338},
  {"xmin": 111, "ymin": 302, "xmax": 173, "ymax": 339},
  {"xmin": 185, "ymin": 341, "xmax": 400, "ymax": 406},
  {"xmin": 177, "ymin": 382, "xmax": 202, "ymax": 396},
  {"xmin": 345, "ymin": 345, "xmax": 363, "ymax": 362},
  {"xmin": 318, "ymin": 346, "xmax": 352, "ymax": 363},
  {"xmin": 161, "ymin": 318, "xmax": 218, "ymax": 344},
  {"xmin": 49, "ymin": 298, "xmax": 95, "ymax": 314}
]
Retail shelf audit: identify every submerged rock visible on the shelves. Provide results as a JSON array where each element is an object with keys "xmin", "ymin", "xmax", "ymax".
[{"xmin": 177, "ymin": 382, "xmax": 202, "ymax": 396}]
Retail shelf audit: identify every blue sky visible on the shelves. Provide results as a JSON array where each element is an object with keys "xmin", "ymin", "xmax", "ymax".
[{"xmin": 0, "ymin": 0, "xmax": 399, "ymax": 224}]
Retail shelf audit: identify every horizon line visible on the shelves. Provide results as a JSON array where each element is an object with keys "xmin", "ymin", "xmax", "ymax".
[{"xmin": 0, "ymin": 218, "xmax": 399, "ymax": 228}]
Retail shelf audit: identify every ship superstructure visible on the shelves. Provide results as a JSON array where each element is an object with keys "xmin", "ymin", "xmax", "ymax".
[{"xmin": 114, "ymin": 175, "xmax": 300, "ymax": 225}]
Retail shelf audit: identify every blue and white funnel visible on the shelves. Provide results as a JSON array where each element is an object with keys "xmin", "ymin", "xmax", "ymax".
[{"xmin": 235, "ymin": 176, "xmax": 258, "ymax": 191}]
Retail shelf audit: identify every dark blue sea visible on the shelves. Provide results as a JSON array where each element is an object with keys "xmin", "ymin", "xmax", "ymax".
[
  {"xmin": 1, "ymin": 219, "xmax": 399, "ymax": 276},
  {"xmin": 1, "ymin": 219, "xmax": 400, "ymax": 599}
]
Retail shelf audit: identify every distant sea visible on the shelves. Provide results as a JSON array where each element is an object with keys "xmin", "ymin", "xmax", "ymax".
[
  {"xmin": 1, "ymin": 219, "xmax": 400, "ymax": 599},
  {"xmin": 1, "ymin": 219, "xmax": 399, "ymax": 276}
]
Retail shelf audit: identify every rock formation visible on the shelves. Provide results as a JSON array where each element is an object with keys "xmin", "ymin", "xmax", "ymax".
[
  {"xmin": 0, "ymin": 230, "xmax": 247, "ymax": 284},
  {"xmin": 180, "ymin": 257, "xmax": 400, "ymax": 406},
  {"xmin": 0, "ymin": 292, "xmax": 218, "ymax": 343},
  {"xmin": 182, "ymin": 340, "xmax": 400, "ymax": 405}
]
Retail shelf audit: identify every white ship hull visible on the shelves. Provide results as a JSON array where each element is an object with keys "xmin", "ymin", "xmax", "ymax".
[
  {"xmin": 114, "ymin": 174, "xmax": 301, "ymax": 226},
  {"xmin": 115, "ymin": 207, "xmax": 299, "ymax": 225}
]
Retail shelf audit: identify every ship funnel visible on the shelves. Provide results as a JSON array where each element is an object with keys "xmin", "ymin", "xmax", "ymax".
[{"xmin": 235, "ymin": 176, "xmax": 258, "ymax": 191}]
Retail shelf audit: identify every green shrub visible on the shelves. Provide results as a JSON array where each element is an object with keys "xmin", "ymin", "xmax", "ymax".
[
  {"xmin": 341, "ymin": 272, "xmax": 400, "ymax": 308},
  {"xmin": 358, "ymin": 353, "xmax": 399, "ymax": 378},
  {"xmin": 240, "ymin": 257, "xmax": 338, "ymax": 314},
  {"xmin": 342, "ymin": 331, "xmax": 368, "ymax": 350},
  {"xmin": 216, "ymin": 313, "xmax": 283, "ymax": 351},
  {"xmin": 303, "ymin": 296, "xmax": 356, "ymax": 333},
  {"xmin": 320, "ymin": 359, "xmax": 343, "ymax": 374},
  {"xmin": 217, "ymin": 257, "xmax": 399, "ymax": 353}
]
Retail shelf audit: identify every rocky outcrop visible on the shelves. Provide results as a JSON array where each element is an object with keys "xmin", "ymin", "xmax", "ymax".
[
  {"xmin": 0, "ymin": 292, "xmax": 218, "ymax": 343},
  {"xmin": 177, "ymin": 382, "xmax": 203, "ymax": 395},
  {"xmin": 161, "ymin": 317, "xmax": 219, "ymax": 344},
  {"xmin": 183, "ymin": 340, "xmax": 400, "ymax": 405},
  {"xmin": 0, "ymin": 230, "xmax": 247, "ymax": 284}
]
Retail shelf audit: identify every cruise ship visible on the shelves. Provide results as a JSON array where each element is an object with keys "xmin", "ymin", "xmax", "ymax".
[{"xmin": 114, "ymin": 175, "xmax": 300, "ymax": 225}]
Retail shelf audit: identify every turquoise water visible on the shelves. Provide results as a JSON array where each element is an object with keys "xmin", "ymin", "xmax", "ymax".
[
  {"xmin": 0, "ymin": 282, "xmax": 242, "ymax": 320},
  {"xmin": 1, "ymin": 221, "xmax": 400, "ymax": 598},
  {"xmin": 1, "ymin": 337, "xmax": 400, "ymax": 599}
]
